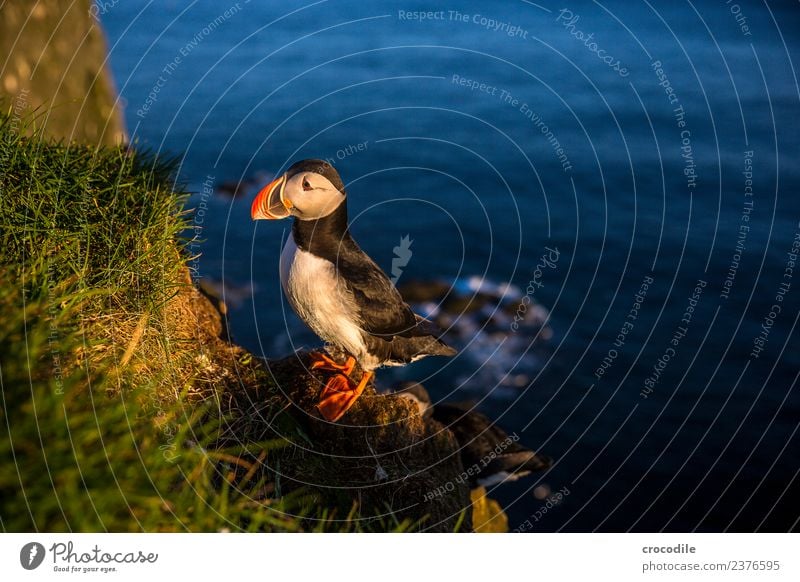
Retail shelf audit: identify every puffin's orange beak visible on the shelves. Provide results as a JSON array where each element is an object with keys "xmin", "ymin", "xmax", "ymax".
[{"xmin": 251, "ymin": 174, "xmax": 292, "ymax": 220}]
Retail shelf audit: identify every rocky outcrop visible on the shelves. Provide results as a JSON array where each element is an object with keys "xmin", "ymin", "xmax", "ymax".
[
  {"xmin": 256, "ymin": 353, "xmax": 473, "ymax": 531},
  {"xmin": 173, "ymin": 271, "xmax": 473, "ymax": 531}
]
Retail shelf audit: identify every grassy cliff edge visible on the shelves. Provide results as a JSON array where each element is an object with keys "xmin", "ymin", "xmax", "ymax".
[{"xmin": 0, "ymin": 112, "xmax": 476, "ymax": 532}]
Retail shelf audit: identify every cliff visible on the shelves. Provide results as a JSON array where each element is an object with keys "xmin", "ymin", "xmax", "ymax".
[
  {"xmin": 0, "ymin": 0, "xmax": 126, "ymax": 145},
  {"xmin": 0, "ymin": 114, "xmax": 473, "ymax": 532}
]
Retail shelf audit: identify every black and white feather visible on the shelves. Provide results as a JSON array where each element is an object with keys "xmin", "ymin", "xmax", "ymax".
[{"xmin": 276, "ymin": 159, "xmax": 456, "ymax": 371}]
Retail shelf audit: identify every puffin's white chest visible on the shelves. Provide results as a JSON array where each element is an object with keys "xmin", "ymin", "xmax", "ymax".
[{"xmin": 280, "ymin": 233, "xmax": 365, "ymax": 357}]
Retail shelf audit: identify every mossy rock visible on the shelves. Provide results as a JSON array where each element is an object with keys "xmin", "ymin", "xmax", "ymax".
[
  {"xmin": 223, "ymin": 351, "xmax": 473, "ymax": 531},
  {"xmin": 122, "ymin": 269, "xmax": 475, "ymax": 531}
]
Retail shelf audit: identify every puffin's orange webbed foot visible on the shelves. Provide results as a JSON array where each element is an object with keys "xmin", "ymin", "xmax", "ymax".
[
  {"xmin": 317, "ymin": 371, "xmax": 374, "ymax": 422},
  {"xmin": 308, "ymin": 352, "xmax": 356, "ymax": 376}
]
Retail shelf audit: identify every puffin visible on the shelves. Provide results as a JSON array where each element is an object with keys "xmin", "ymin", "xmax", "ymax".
[
  {"xmin": 251, "ymin": 159, "xmax": 456, "ymax": 422},
  {"xmin": 394, "ymin": 382, "xmax": 552, "ymax": 487}
]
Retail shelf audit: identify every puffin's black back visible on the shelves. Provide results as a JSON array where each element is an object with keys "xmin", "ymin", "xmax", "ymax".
[{"xmin": 288, "ymin": 158, "xmax": 456, "ymax": 365}]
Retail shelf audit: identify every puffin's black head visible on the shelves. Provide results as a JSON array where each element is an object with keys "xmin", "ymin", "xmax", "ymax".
[{"xmin": 251, "ymin": 158, "xmax": 346, "ymax": 221}]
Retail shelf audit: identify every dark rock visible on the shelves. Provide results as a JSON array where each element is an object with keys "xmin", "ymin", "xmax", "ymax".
[
  {"xmin": 433, "ymin": 402, "xmax": 551, "ymax": 488},
  {"xmin": 396, "ymin": 279, "xmax": 451, "ymax": 303},
  {"xmin": 392, "ymin": 381, "xmax": 433, "ymax": 419},
  {"xmin": 228, "ymin": 351, "xmax": 473, "ymax": 531},
  {"xmin": 441, "ymin": 292, "xmax": 491, "ymax": 316}
]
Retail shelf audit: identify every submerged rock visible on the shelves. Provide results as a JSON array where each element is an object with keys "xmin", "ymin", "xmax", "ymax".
[{"xmin": 398, "ymin": 276, "xmax": 554, "ymax": 397}]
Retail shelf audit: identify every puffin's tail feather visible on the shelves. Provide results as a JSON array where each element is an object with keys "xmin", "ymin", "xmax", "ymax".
[
  {"xmin": 428, "ymin": 339, "xmax": 457, "ymax": 357},
  {"xmin": 412, "ymin": 315, "xmax": 457, "ymax": 355},
  {"xmin": 411, "ymin": 314, "xmax": 447, "ymax": 336},
  {"xmin": 381, "ymin": 314, "xmax": 456, "ymax": 363},
  {"xmin": 385, "ymin": 334, "xmax": 456, "ymax": 364},
  {"xmin": 410, "ymin": 335, "xmax": 457, "ymax": 358}
]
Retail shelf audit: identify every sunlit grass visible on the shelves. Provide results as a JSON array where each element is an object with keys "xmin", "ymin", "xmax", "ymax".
[{"xmin": 0, "ymin": 111, "xmax": 310, "ymax": 532}]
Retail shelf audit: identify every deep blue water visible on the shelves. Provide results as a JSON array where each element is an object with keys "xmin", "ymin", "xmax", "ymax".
[{"xmin": 101, "ymin": 0, "xmax": 800, "ymax": 531}]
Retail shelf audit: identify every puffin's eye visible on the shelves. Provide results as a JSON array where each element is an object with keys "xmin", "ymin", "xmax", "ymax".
[{"xmin": 302, "ymin": 177, "xmax": 312, "ymax": 191}]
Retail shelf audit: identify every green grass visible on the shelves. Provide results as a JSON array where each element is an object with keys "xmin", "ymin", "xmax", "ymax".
[
  {"xmin": 0, "ymin": 281, "xmax": 307, "ymax": 532},
  {"xmin": 0, "ymin": 115, "xmax": 182, "ymax": 312},
  {"xmin": 0, "ymin": 110, "xmax": 317, "ymax": 532}
]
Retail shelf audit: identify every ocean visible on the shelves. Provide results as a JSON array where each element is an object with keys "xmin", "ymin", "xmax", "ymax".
[{"xmin": 100, "ymin": 0, "xmax": 800, "ymax": 531}]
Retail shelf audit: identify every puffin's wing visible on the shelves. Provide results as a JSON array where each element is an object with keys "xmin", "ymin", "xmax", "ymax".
[{"xmin": 336, "ymin": 244, "xmax": 432, "ymax": 339}]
